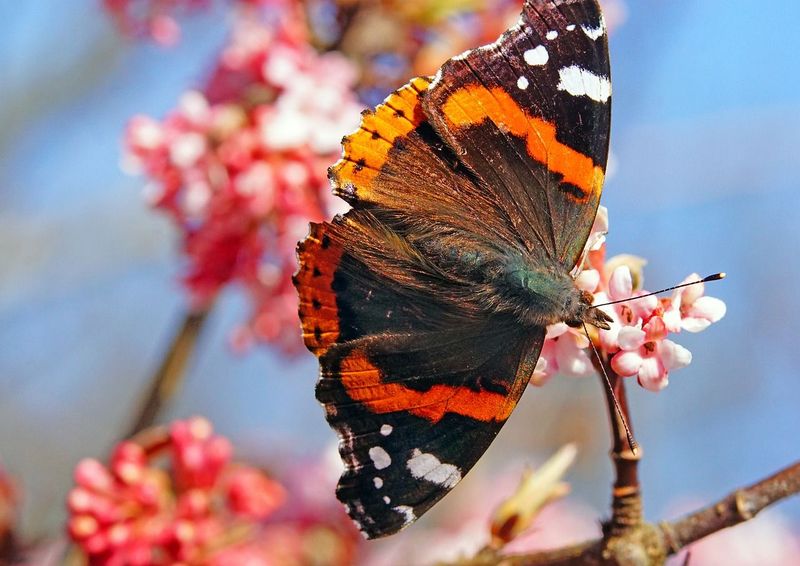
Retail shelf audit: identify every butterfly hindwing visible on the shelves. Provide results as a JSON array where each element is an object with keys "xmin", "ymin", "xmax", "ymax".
[
  {"xmin": 296, "ymin": 213, "xmax": 546, "ymax": 538},
  {"xmin": 423, "ymin": 0, "xmax": 611, "ymax": 267},
  {"xmin": 318, "ymin": 326, "xmax": 544, "ymax": 538}
]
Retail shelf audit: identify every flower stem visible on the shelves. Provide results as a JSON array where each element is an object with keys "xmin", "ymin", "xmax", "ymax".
[
  {"xmin": 124, "ymin": 307, "xmax": 211, "ymax": 439},
  {"xmin": 598, "ymin": 361, "xmax": 643, "ymax": 535}
]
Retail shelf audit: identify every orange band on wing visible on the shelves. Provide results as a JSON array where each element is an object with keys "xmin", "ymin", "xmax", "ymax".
[
  {"xmin": 441, "ymin": 85, "xmax": 604, "ymax": 200},
  {"xmin": 329, "ymin": 76, "xmax": 431, "ymax": 195},
  {"xmin": 338, "ymin": 349, "xmax": 514, "ymax": 424},
  {"xmin": 295, "ymin": 224, "xmax": 344, "ymax": 355}
]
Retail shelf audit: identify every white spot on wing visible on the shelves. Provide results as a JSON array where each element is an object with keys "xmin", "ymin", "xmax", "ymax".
[
  {"xmin": 523, "ymin": 45, "xmax": 549, "ymax": 66},
  {"xmin": 369, "ymin": 446, "xmax": 392, "ymax": 470},
  {"xmin": 380, "ymin": 424, "xmax": 393, "ymax": 436},
  {"xmin": 581, "ymin": 16, "xmax": 606, "ymax": 40},
  {"xmin": 373, "ymin": 477, "xmax": 383, "ymax": 489},
  {"xmin": 566, "ymin": 24, "xmax": 576, "ymax": 31},
  {"xmin": 557, "ymin": 65, "xmax": 611, "ymax": 103},
  {"xmin": 406, "ymin": 449, "xmax": 462, "ymax": 488},
  {"xmin": 383, "ymin": 496, "xmax": 391, "ymax": 504},
  {"xmin": 394, "ymin": 505, "xmax": 416, "ymax": 526},
  {"xmin": 517, "ymin": 76, "xmax": 529, "ymax": 90},
  {"xmin": 546, "ymin": 30, "xmax": 558, "ymax": 40}
]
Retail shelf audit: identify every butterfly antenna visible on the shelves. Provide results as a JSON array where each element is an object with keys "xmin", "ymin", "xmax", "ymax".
[
  {"xmin": 592, "ymin": 272, "xmax": 725, "ymax": 310},
  {"xmin": 582, "ymin": 323, "xmax": 638, "ymax": 454}
]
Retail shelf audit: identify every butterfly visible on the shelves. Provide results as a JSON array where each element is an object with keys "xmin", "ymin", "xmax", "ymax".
[{"xmin": 293, "ymin": 0, "xmax": 612, "ymax": 539}]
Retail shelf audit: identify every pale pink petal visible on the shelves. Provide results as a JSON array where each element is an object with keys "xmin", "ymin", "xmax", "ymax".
[
  {"xmin": 681, "ymin": 317, "xmax": 711, "ymax": 333},
  {"xmin": 680, "ymin": 273, "xmax": 704, "ymax": 305},
  {"xmin": 629, "ymin": 292, "xmax": 658, "ymax": 321},
  {"xmin": 546, "ymin": 323, "xmax": 570, "ymax": 340},
  {"xmin": 637, "ymin": 357, "xmax": 668, "ymax": 392},
  {"xmin": 610, "ymin": 350, "xmax": 642, "ymax": 377},
  {"xmin": 617, "ymin": 326, "xmax": 645, "ymax": 351},
  {"xmin": 688, "ymin": 296, "xmax": 727, "ymax": 324},
  {"xmin": 661, "ymin": 301, "xmax": 683, "ymax": 333},
  {"xmin": 608, "ymin": 266, "xmax": 632, "ymax": 301},
  {"xmin": 530, "ymin": 357, "xmax": 550, "ymax": 387},
  {"xmin": 599, "ymin": 323, "xmax": 621, "ymax": 352},
  {"xmin": 575, "ymin": 269, "xmax": 600, "ymax": 292},
  {"xmin": 555, "ymin": 334, "xmax": 594, "ymax": 377},
  {"xmin": 659, "ymin": 340, "xmax": 692, "ymax": 371},
  {"xmin": 533, "ymin": 341, "xmax": 558, "ymax": 385}
]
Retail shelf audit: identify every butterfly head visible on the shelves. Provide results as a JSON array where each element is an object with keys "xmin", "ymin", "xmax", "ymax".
[{"xmin": 565, "ymin": 290, "xmax": 612, "ymax": 330}]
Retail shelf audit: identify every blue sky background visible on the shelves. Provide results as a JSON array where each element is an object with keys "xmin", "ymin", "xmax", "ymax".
[{"xmin": 1, "ymin": 0, "xmax": 799, "ymax": 549}]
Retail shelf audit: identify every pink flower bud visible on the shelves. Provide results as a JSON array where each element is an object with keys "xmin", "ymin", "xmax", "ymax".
[
  {"xmin": 74, "ymin": 459, "xmax": 114, "ymax": 492},
  {"xmin": 225, "ymin": 468, "xmax": 286, "ymax": 520}
]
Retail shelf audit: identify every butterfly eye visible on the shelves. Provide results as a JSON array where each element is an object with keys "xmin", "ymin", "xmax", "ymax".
[{"xmin": 579, "ymin": 290, "xmax": 595, "ymax": 305}]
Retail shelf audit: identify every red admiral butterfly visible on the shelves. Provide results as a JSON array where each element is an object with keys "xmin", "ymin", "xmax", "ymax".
[{"xmin": 294, "ymin": 0, "xmax": 612, "ymax": 538}]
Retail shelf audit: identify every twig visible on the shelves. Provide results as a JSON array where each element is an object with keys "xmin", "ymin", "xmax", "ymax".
[
  {"xmin": 661, "ymin": 460, "xmax": 800, "ymax": 552},
  {"xmin": 123, "ymin": 307, "xmax": 210, "ymax": 439},
  {"xmin": 593, "ymin": 356, "xmax": 643, "ymax": 536}
]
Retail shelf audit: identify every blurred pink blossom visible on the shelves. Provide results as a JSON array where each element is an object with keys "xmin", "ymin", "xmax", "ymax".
[
  {"xmin": 124, "ymin": 9, "xmax": 362, "ymax": 353},
  {"xmin": 66, "ymin": 417, "xmax": 286, "ymax": 565}
]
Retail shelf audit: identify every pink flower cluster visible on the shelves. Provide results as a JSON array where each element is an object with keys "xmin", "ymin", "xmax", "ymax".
[
  {"xmin": 66, "ymin": 417, "xmax": 285, "ymax": 564},
  {"xmin": 124, "ymin": 10, "xmax": 362, "ymax": 352},
  {"xmin": 533, "ymin": 208, "xmax": 726, "ymax": 391}
]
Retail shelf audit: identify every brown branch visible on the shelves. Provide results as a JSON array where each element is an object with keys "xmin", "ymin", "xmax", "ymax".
[
  {"xmin": 593, "ymin": 355, "xmax": 643, "ymax": 536},
  {"xmin": 661, "ymin": 460, "xmax": 800, "ymax": 553},
  {"xmin": 446, "ymin": 460, "xmax": 800, "ymax": 566},
  {"xmin": 123, "ymin": 307, "xmax": 210, "ymax": 439}
]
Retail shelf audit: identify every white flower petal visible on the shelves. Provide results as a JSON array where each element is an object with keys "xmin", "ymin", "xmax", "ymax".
[
  {"xmin": 575, "ymin": 269, "xmax": 600, "ymax": 292},
  {"xmin": 662, "ymin": 306, "xmax": 683, "ymax": 333},
  {"xmin": 617, "ymin": 326, "xmax": 646, "ymax": 351},
  {"xmin": 610, "ymin": 350, "xmax": 642, "ymax": 377},
  {"xmin": 637, "ymin": 357, "xmax": 667, "ymax": 391},
  {"xmin": 681, "ymin": 317, "xmax": 711, "ymax": 333},
  {"xmin": 531, "ymin": 356, "xmax": 550, "ymax": 386},
  {"xmin": 546, "ymin": 322, "xmax": 570, "ymax": 340},
  {"xmin": 660, "ymin": 340, "xmax": 692, "ymax": 370},
  {"xmin": 690, "ymin": 296, "xmax": 727, "ymax": 323},
  {"xmin": 555, "ymin": 335, "xmax": 594, "ymax": 377},
  {"xmin": 608, "ymin": 266, "xmax": 632, "ymax": 301}
]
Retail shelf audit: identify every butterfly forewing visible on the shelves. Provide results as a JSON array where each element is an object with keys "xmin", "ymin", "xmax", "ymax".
[{"xmin": 423, "ymin": 0, "xmax": 611, "ymax": 267}]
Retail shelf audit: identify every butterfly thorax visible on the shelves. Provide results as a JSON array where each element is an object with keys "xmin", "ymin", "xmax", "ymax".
[
  {"xmin": 489, "ymin": 253, "xmax": 612, "ymax": 330},
  {"xmin": 417, "ymin": 237, "xmax": 611, "ymax": 330}
]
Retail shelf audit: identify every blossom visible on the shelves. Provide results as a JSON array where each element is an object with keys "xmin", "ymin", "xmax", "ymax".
[
  {"xmin": 124, "ymin": 8, "xmax": 362, "ymax": 353},
  {"xmin": 66, "ymin": 417, "xmax": 286, "ymax": 565},
  {"xmin": 532, "ymin": 207, "xmax": 726, "ymax": 391}
]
